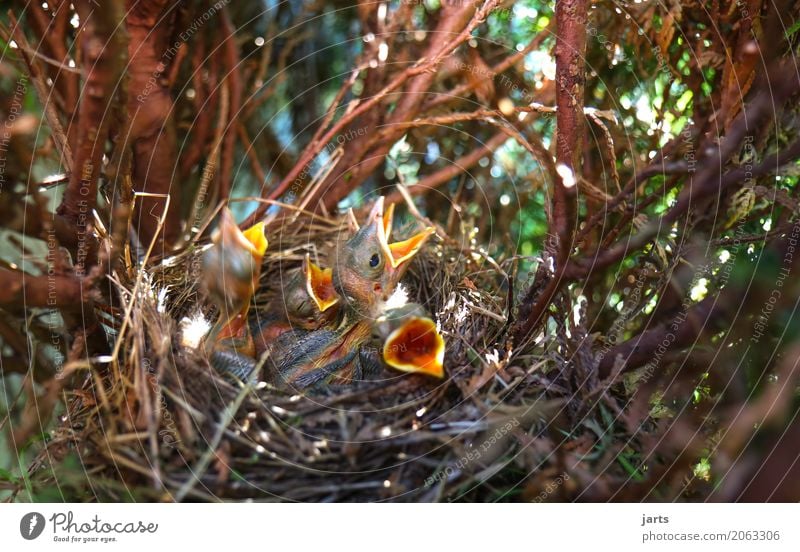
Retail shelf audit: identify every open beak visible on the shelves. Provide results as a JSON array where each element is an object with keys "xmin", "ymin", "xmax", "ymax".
[
  {"xmin": 382, "ymin": 316, "xmax": 445, "ymax": 378},
  {"xmin": 386, "ymin": 227, "xmax": 434, "ymax": 268},
  {"xmin": 370, "ymin": 198, "xmax": 433, "ymax": 269},
  {"xmin": 304, "ymin": 254, "xmax": 339, "ymax": 312},
  {"xmin": 241, "ymin": 220, "xmax": 268, "ymax": 262}
]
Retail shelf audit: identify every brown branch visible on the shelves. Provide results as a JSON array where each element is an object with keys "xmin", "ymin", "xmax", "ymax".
[
  {"xmin": 56, "ymin": 1, "xmax": 127, "ymax": 272},
  {"xmin": 125, "ymin": 0, "xmax": 181, "ymax": 247},
  {"xmin": 0, "ymin": 269, "xmax": 88, "ymax": 309},
  {"xmin": 422, "ymin": 20, "xmax": 555, "ymax": 112},
  {"xmin": 242, "ymin": 0, "xmax": 500, "ymax": 226},
  {"xmin": 318, "ymin": 0, "xmax": 501, "ymax": 211},
  {"xmin": 564, "ymin": 71, "xmax": 800, "ymax": 279},
  {"xmin": 513, "ymin": 0, "xmax": 587, "ymax": 343},
  {"xmin": 26, "ymin": 1, "xmax": 79, "ymax": 113},
  {"xmin": 2, "ymin": 14, "xmax": 73, "ymax": 171},
  {"xmin": 219, "ymin": 7, "xmax": 241, "ymax": 200}
]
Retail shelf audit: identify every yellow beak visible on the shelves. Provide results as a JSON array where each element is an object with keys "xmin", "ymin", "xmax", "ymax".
[{"xmin": 304, "ymin": 254, "xmax": 339, "ymax": 312}]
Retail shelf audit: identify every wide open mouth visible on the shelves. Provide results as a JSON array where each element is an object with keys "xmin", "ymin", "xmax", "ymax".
[
  {"xmin": 382, "ymin": 316, "xmax": 445, "ymax": 378},
  {"xmin": 304, "ymin": 254, "xmax": 339, "ymax": 312}
]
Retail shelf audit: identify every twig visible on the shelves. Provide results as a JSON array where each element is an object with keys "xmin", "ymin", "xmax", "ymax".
[{"xmin": 174, "ymin": 382, "xmax": 252, "ymax": 502}]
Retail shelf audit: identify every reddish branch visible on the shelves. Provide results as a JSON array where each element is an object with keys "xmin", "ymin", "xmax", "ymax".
[
  {"xmin": 25, "ymin": 1, "xmax": 79, "ymax": 118},
  {"xmin": 596, "ymin": 294, "xmax": 727, "ymax": 378},
  {"xmin": 219, "ymin": 7, "xmax": 242, "ymax": 200},
  {"xmin": 125, "ymin": 0, "xmax": 181, "ymax": 247},
  {"xmin": 318, "ymin": 1, "xmax": 499, "ymax": 211},
  {"xmin": 514, "ymin": 0, "xmax": 587, "ymax": 343},
  {"xmin": 242, "ymin": 0, "xmax": 500, "ymax": 227},
  {"xmin": 0, "ymin": 269, "xmax": 87, "ymax": 309},
  {"xmin": 56, "ymin": 0, "xmax": 127, "ymax": 273}
]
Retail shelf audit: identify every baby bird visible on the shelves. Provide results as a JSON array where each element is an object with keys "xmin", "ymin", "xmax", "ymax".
[
  {"xmin": 332, "ymin": 197, "xmax": 433, "ymax": 320},
  {"xmin": 254, "ymin": 254, "xmax": 340, "ymax": 352},
  {"xmin": 265, "ymin": 198, "xmax": 437, "ymax": 390},
  {"xmin": 201, "ymin": 208, "xmax": 267, "ymax": 377}
]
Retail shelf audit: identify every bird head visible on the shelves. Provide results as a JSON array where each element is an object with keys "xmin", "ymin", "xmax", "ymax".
[
  {"xmin": 332, "ymin": 197, "xmax": 433, "ymax": 318},
  {"xmin": 202, "ymin": 209, "xmax": 268, "ymax": 346},
  {"xmin": 280, "ymin": 254, "xmax": 340, "ymax": 330}
]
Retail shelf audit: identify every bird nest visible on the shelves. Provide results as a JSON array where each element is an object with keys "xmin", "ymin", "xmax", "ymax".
[{"xmin": 30, "ymin": 203, "xmax": 700, "ymax": 502}]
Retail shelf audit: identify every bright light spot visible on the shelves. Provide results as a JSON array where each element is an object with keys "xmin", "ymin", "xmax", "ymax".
[
  {"xmin": 70, "ymin": 13, "xmax": 80, "ymax": 28},
  {"xmin": 514, "ymin": 5, "xmax": 538, "ymax": 18},
  {"xmin": 9, "ymin": 40, "xmax": 17, "ymax": 49},
  {"xmin": 383, "ymin": 480, "xmax": 391, "ymax": 488},
  {"xmin": 378, "ymin": 3, "xmax": 387, "ymax": 20},
  {"xmin": 762, "ymin": 218, "xmax": 772, "ymax": 231},
  {"xmin": 556, "ymin": 163, "xmax": 576, "ymax": 188},
  {"xmin": 490, "ymin": 165, "xmax": 502, "ymax": 178},
  {"xmin": 43, "ymin": 173, "xmax": 66, "ymax": 184},
  {"xmin": 648, "ymin": 150, "xmax": 657, "ymax": 159},
  {"xmin": 67, "ymin": 59, "xmax": 76, "ymax": 68},
  {"xmin": 414, "ymin": 30, "xmax": 426, "ymax": 41},
  {"xmin": 718, "ymin": 250, "xmax": 731, "ymax": 263},
  {"xmin": 380, "ymin": 426, "xmax": 392, "ymax": 437},
  {"xmin": 255, "ymin": 445, "xmax": 266, "ymax": 454},
  {"xmin": 500, "ymin": 194, "xmax": 510, "ymax": 206},
  {"xmin": 179, "ymin": 313, "xmax": 211, "ymax": 348},
  {"xmin": 378, "ymin": 42, "xmax": 388, "ymax": 62},
  {"xmin": 690, "ymin": 278, "xmax": 708, "ymax": 302},
  {"xmin": 635, "ymin": 95, "xmax": 655, "ymax": 125},
  {"xmin": 516, "ymin": 43, "xmax": 524, "ymax": 52},
  {"xmin": 186, "ymin": 88, "xmax": 196, "ymax": 100},
  {"xmin": 416, "ymin": 407, "xmax": 427, "ymax": 417},
  {"xmin": 527, "ymin": 51, "xmax": 556, "ymax": 81},
  {"xmin": 363, "ymin": 32, "xmax": 375, "ymax": 43},
  {"xmin": 498, "ymin": 97, "xmax": 514, "ymax": 116},
  {"xmin": 254, "ymin": 36, "xmax": 265, "ymax": 47}
]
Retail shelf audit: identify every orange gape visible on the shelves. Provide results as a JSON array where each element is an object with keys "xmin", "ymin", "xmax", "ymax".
[
  {"xmin": 305, "ymin": 256, "xmax": 338, "ymax": 313},
  {"xmin": 382, "ymin": 316, "xmax": 445, "ymax": 379}
]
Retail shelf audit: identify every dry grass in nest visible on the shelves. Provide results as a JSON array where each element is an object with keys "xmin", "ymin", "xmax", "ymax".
[
  {"xmin": 30, "ymin": 204, "xmax": 563, "ymax": 502},
  {"xmin": 30, "ymin": 203, "xmax": 704, "ymax": 502}
]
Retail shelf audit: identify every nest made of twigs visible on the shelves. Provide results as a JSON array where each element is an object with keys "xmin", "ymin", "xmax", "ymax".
[{"xmin": 32, "ymin": 202, "xmax": 728, "ymax": 503}]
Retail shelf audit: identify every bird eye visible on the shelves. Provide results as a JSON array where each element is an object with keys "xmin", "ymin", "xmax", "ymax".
[{"xmin": 369, "ymin": 253, "xmax": 380, "ymax": 268}]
